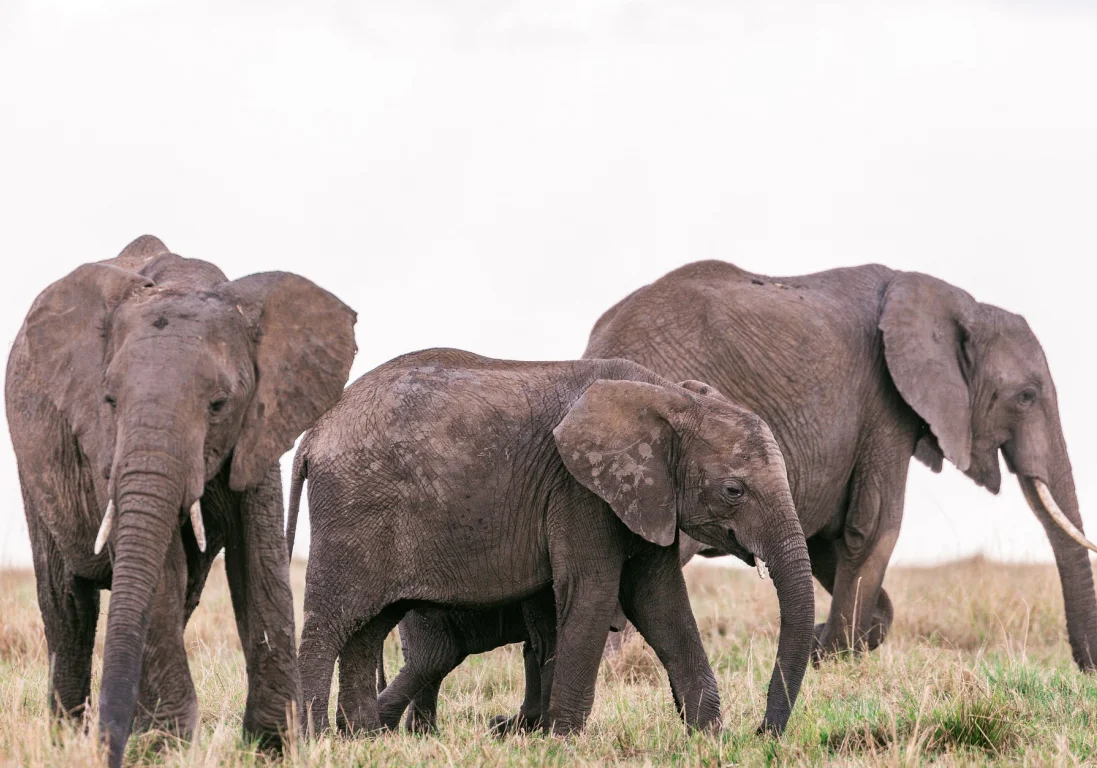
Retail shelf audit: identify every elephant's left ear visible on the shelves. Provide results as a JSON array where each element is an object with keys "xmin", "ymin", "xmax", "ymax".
[
  {"xmin": 554, "ymin": 379, "xmax": 690, "ymax": 547},
  {"xmin": 879, "ymin": 272, "xmax": 976, "ymax": 473},
  {"xmin": 224, "ymin": 272, "xmax": 357, "ymax": 491}
]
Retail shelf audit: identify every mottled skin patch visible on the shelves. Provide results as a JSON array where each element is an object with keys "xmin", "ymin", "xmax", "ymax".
[{"xmin": 291, "ymin": 348, "xmax": 813, "ymax": 737}]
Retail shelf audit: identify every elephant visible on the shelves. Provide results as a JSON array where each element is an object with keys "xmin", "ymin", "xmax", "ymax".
[
  {"xmin": 5, "ymin": 236, "xmax": 357, "ymax": 767},
  {"xmin": 581, "ymin": 260, "xmax": 1097, "ymax": 667},
  {"xmin": 292, "ymin": 347, "xmax": 814, "ymax": 737}
]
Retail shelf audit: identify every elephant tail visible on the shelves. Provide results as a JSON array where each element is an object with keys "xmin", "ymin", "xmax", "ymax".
[{"xmin": 287, "ymin": 444, "xmax": 308, "ymax": 560}]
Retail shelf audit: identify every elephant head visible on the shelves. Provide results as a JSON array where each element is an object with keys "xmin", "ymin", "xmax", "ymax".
[
  {"xmin": 554, "ymin": 378, "xmax": 813, "ymax": 733},
  {"xmin": 22, "ymin": 235, "xmax": 356, "ymax": 759},
  {"xmin": 880, "ymin": 272, "xmax": 1097, "ymax": 668}
]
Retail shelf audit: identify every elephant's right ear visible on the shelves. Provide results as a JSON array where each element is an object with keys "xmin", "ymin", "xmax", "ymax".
[
  {"xmin": 553, "ymin": 379, "xmax": 689, "ymax": 547},
  {"xmin": 23, "ymin": 262, "xmax": 154, "ymax": 451},
  {"xmin": 879, "ymin": 272, "xmax": 976, "ymax": 472}
]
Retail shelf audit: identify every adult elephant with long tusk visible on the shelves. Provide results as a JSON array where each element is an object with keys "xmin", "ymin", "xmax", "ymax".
[
  {"xmin": 5, "ymin": 236, "xmax": 357, "ymax": 767},
  {"xmin": 584, "ymin": 262, "xmax": 1097, "ymax": 669}
]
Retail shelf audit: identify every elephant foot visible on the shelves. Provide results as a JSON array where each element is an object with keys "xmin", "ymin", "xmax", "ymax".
[
  {"xmin": 404, "ymin": 712, "xmax": 438, "ymax": 735},
  {"xmin": 488, "ymin": 712, "xmax": 540, "ymax": 737},
  {"xmin": 133, "ymin": 700, "xmax": 198, "ymax": 744},
  {"xmin": 812, "ymin": 620, "xmax": 889, "ymax": 667}
]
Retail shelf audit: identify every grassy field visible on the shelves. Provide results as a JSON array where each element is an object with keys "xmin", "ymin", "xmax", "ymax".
[{"xmin": 2, "ymin": 557, "xmax": 1096, "ymax": 766}]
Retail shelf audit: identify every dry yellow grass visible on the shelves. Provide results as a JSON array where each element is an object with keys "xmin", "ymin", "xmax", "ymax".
[{"xmin": 2, "ymin": 556, "xmax": 1096, "ymax": 766}]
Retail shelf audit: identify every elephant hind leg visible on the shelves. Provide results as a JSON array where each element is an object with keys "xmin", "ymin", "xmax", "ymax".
[
  {"xmin": 336, "ymin": 605, "xmax": 407, "ymax": 736},
  {"xmin": 807, "ymin": 533, "xmax": 896, "ymax": 657}
]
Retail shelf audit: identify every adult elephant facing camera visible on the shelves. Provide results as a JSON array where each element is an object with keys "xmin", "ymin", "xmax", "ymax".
[
  {"xmin": 5, "ymin": 236, "xmax": 357, "ymax": 768},
  {"xmin": 586, "ymin": 260, "xmax": 1097, "ymax": 667},
  {"xmin": 296, "ymin": 349, "xmax": 814, "ymax": 737}
]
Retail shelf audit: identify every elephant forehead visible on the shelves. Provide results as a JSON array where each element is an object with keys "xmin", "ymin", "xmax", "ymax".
[{"xmin": 115, "ymin": 292, "xmax": 244, "ymax": 336}]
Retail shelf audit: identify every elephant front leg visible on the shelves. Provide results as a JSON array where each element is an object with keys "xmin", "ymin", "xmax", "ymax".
[
  {"xmin": 619, "ymin": 545, "xmax": 721, "ymax": 731},
  {"xmin": 224, "ymin": 467, "xmax": 301, "ymax": 749},
  {"xmin": 28, "ymin": 515, "xmax": 100, "ymax": 722},
  {"xmin": 543, "ymin": 573, "xmax": 620, "ymax": 734},
  {"xmin": 135, "ymin": 529, "xmax": 198, "ymax": 739}
]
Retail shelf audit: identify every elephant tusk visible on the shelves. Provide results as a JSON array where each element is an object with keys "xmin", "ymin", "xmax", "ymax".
[
  {"xmin": 756, "ymin": 557, "xmax": 770, "ymax": 580},
  {"xmin": 190, "ymin": 499, "xmax": 207, "ymax": 553},
  {"xmin": 93, "ymin": 500, "xmax": 115, "ymax": 555},
  {"xmin": 1033, "ymin": 479, "xmax": 1097, "ymax": 554}
]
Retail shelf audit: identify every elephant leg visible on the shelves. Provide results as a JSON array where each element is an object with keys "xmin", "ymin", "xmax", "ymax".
[
  {"xmin": 490, "ymin": 591, "xmax": 556, "ymax": 735},
  {"xmin": 336, "ymin": 606, "xmax": 406, "ymax": 735},
  {"xmin": 543, "ymin": 533, "xmax": 622, "ymax": 734},
  {"xmin": 404, "ymin": 679, "xmax": 444, "ymax": 734},
  {"xmin": 134, "ymin": 529, "xmax": 198, "ymax": 739},
  {"xmin": 813, "ymin": 450, "xmax": 906, "ymax": 658},
  {"xmin": 299, "ymin": 582, "xmax": 364, "ymax": 735},
  {"xmin": 522, "ymin": 589, "xmax": 556, "ymax": 730},
  {"xmin": 28, "ymin": 514, "xmax": 99, "ymax": 722},
  {"xmin": 378, "ymin": 611, "xmax": 465, "ymax": 733},
  {"xmin": 619, "ymin": 544, "xmax": 720, "ymax": 731},
  {"xmin": 223, "ymin": 469, "xmax": 300, "ymax": 749},
  {"xmin": 808, "ymin": 536, "xmax": 894, "ymax": 655}
]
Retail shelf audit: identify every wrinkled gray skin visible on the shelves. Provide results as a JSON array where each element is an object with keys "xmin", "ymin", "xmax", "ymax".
[
  {"xmin": 5, "ymin": 236, "xmax": 356, "ymax": 768},
  {"xmin": 583, "ymin": 261, "xmax": 1096, "ymax": 667},
  {"xmin": 292, "ymin": 348, "xmax": 813, "ymax": 736}
]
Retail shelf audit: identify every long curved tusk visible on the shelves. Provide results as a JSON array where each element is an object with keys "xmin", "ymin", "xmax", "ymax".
[
  {"xmin": 756, "ymin": 556, "xmax": 770, "ymax": 580},
  {"xmin": 94, "ymin": 500, "xmax": 115, "ymax": 555},
  {"xmin": 1034, "ymin": 479, "xmax": 1097, "ymax": 554},
  {"xmin": 190, "ymin": 499, "xmax": 207, "ymax": 553}
]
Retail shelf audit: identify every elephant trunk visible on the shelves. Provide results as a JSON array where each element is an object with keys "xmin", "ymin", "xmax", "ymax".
[
  {"xmin": 1019, "ymin": 443, "xmax": 1097, "ymax": 671},
  {"xmin": 758, "ymin": 510, "xmax": 815, "ymax": 734},
  {"xmin": 97, "ymin": 423, "xmax": 202, "ymax": 767}
]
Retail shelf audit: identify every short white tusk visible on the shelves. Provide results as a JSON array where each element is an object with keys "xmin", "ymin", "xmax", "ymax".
[
  {"xmin": 1034, "ymin": 479, "xmax": 1097, "ymax": 554},
  {"xmin": 94, "ymin": 500, "xmax": 115, "ymax": 555},
  {"xmin": 190, "ymin": 499, "xmax": 207, "ymax": 553},
  {"xmin": 756, "ymin": 557, "xmax": 769, "ymax": 580}
]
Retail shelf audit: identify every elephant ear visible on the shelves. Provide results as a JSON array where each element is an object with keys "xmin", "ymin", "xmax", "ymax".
[
  {"xmin": 553, "ymin": 379, "xmax": 690, "ymax": 547},
  {"xmin": 226, "ymin": 272, "xmax": 357, "ymax": 491},
  {"xmin": 23, "ymin": 261, "xmax": 154, "ymax": 465},
  {"xmin": 879, "ymin": 272, "xmax": 977, "ymax": 472}
]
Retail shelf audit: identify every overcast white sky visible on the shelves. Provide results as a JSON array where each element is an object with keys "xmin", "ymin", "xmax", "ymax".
[{"xmin": 1, "ymin": 0, "xmax": 1095, "ymax": 567}]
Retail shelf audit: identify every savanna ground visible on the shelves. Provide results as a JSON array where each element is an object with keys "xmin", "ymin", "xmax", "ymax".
[{"xmin": 2, "ymin": 557, "xmax": 1096, "ymax": 766}]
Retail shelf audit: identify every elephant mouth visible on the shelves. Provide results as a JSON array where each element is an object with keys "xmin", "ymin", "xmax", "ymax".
[{"xmin": 718, "ymin": 529, "xmax": 756, "ymax": 567}]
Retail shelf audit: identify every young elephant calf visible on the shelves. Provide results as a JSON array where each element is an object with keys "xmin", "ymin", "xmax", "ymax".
[
  {"xmin": 293, "ymin": 348, "xmax": 813, "ymax": 736},
  {"xmin": 374, "ymin": 537, "xmax": 713, "ymax": 735}
]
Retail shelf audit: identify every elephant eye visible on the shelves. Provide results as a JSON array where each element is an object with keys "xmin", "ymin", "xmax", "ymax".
[
  {"xmin": 1017, "ymin": 388, "xmax": 1038, "ymax": 407},
  {"xmin": 208, "ymin": 397, "xmax": 228, "ymax": 415},
  {"xmin": 104, "ymin": 395, "xmax": 117, "ymax": 409},
  {"xmin": 723, "ymin": 480, "xmax": 747, "ymax": 503}
]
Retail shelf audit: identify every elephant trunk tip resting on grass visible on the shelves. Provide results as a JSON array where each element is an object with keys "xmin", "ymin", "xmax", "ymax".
[
  {"xmin": 584, "ymin": 259, "xmax": 1097, "ymax": 670},
  {"xmin": 6, "ymin": 235, "xmax": 357, "ymax": 767},
  {"xmin": 290, "ymin": 349, "xmax": 814, "ymax": 738}
]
